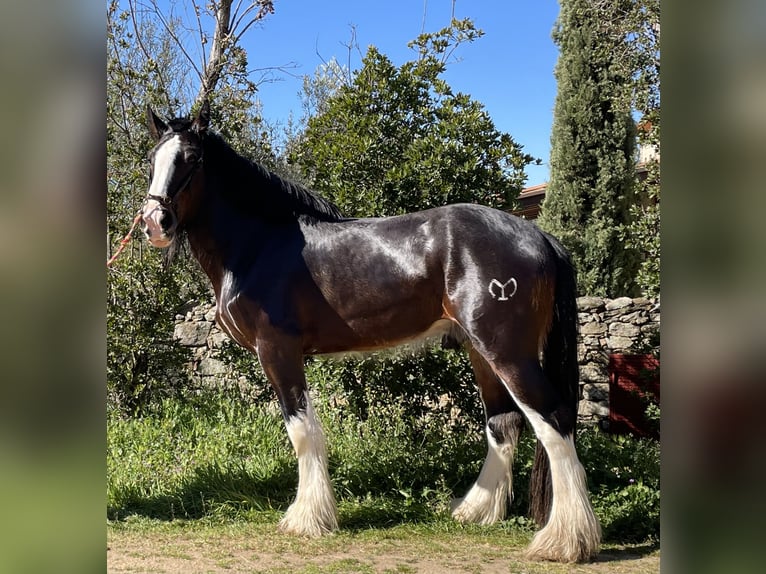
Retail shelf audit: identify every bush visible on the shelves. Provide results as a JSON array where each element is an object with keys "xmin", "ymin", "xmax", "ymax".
[
  {"xmin": 577, "ymin": 428, "xmax": 660, "ymax": 542},
  {"xmin": 108, "ymin": 391, "xmax": 660, "ymax": 543},
  {"xmin": 305, "ymin": 348, "xmax": 483, "ymax": 424},
  {"xmin": 107, "ymin": 253, "xmax": 204, "ymax": 416}
]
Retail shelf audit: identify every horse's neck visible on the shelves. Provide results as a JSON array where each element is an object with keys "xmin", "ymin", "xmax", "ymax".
[
  {"xmin": 185, "ymin": 194, "xmax": 267, "ymax": 301},
  {"xmin": 186, "ymin": 227, "xmax": 227, "ymax": 300}
]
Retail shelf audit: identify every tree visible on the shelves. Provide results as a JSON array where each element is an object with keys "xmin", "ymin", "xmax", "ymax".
[
  {"xmin": 290, "ymin": 19, "xmax": 537, "ymax": 217},
  {"xmin": 107, "ymin": 0, "xmax": 275, "ymax": 413},
  {"xmin": 624, "ymin": 120, "xmax": 659, "ymax": 298},
  {"xmin": 538, "ymin": 0, "xmax": 645, "ymax": 297},
  {"xmin": 283, "ymin": 20, "xmax": 538, "ymax": 423},
  {"xmin": 619, "ymin": 1, "xmax": 660, "ymax": 298}
]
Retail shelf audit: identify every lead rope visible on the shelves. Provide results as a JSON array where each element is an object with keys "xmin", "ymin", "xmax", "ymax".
[{"xmin": 107, "ymin": 211, "xmax": 143, "ymax": 268}]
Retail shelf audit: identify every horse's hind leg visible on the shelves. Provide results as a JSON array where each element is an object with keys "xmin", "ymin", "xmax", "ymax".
[
  {"xmin": 257, "ymin": 338, "xmax": 338, "ymax": 537},
  {"xmin": 451, "ymin": 346, "xmax": 524, "ymax": 525},
  {"xmin": 491, "ymin": 358, "xmax": 600, "ymax": 563}
]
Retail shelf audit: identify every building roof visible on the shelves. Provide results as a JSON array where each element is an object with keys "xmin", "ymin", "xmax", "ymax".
[
  {"xmin": 514, "ymin": 182, "xmax": 547, "ymax": 219},
  {"xmin": 512, "ymin": 162, "xmax": 656, "ymax": 220}
]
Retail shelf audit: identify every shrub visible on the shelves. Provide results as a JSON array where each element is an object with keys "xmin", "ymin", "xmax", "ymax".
[
  {"xmin": 108, "ymin": 391, "xmax": 660, "ymax": 543},
  {"xmin": 577, "ymin": 427, "xmax": 660, "ymax": 542}
]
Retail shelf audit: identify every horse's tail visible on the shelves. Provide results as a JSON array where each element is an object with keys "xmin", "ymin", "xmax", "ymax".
[{"xmin": 528, "ymin": 232, "xmax": 580, "ymax": 526}]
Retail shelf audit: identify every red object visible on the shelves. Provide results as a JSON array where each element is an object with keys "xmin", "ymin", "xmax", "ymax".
[
  {"xmin": 608, "ymin": 354, "xmax": 660, "ymax": 438},
  {"xmin": 107, "ymin": 213, "xmax": 143, "ymax": 267}
]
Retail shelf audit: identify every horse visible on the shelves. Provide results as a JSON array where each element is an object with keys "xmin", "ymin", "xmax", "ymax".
[{"xmin": 139, "ymin": 101, "xmax": 601, "ymax": 563}]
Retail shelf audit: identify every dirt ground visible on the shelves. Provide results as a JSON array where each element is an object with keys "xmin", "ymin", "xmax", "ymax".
[{"xmin": 107, "ymin": 526, "xmax": 660, "ymax": 574}]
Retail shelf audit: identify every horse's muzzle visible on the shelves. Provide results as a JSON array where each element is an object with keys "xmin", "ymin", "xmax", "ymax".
[{"xmin": 141, "ymin": 198, "xmax": 177, "ymax": 248}]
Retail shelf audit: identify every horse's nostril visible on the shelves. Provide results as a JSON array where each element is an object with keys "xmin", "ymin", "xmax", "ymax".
[{"xmin": 159, "ymin": 211, "xmax": 172, "ymax": 230}]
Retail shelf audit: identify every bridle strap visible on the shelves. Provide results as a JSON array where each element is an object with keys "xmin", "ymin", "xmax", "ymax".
[{"xmin": 144, "ymin": 155, "xmax": 203, "ymax": 208}]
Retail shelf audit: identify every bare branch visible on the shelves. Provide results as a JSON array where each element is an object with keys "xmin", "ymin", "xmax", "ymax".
[
  {"xmin": 231, "ymin": 2, "xmax": 260, "ymax": 37},
  {"xmin": 197, "ymin": 0, "xmax": 234, "ymax": 106},
  {"xmin": 143, "ymin": 0, "xmax": 204, "ymax": 83},
  {"xmin": 232, "ymin": 2, "xmax": 276, "ymax": 47},
  {"xmin": 127, "ymin": 0, "xmax": 171, "ymax": 109},
  {"xmin": 231, "ymin": 0, "xmax": 247, "ymax": 24},
  {"xmin": 191, "ymin": 0, "xmax": 208, "ymax": 74}
]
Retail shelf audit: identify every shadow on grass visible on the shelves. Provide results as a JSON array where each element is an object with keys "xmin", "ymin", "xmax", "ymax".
[
  {"xmin": 108, "ymin": 461, "xmax": 296, "ymax": 521},
  {"xmin": 338, "ymin": 498, "xmax": 439, "ymax": 532},
  {"xmin": 594, "ymin": 541, "xmax": 660, "ymax": 563}
]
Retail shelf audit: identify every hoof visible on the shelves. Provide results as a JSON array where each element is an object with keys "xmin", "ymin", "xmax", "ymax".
[
  {"xmin": 278, "ymin": 502, "xmax": 338, "ymax": 538},
  {"xmin": 450, "ymin": 495, "xmax": 506, "ymax": 526},
  {"xmin": 524, "ymin": 518, "xmax": 601, "ymax": 563}
]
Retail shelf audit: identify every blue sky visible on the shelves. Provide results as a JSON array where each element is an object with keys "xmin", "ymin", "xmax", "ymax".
[
  {"xmin": 243, "ymin": 1, "xmax": 561, "ymax": 187},
  {"xmin": 145, "ymin": 0, "xmax": 561, "ymax": 187}
]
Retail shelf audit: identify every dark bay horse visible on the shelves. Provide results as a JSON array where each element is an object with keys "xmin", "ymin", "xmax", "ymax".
[{"xmin": 140, "ymin": 102, "xmax": 600, "ymax": 562}]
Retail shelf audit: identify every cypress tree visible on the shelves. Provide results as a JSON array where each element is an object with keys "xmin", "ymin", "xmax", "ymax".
[{"xmin": 538, "ymin": 0, "xmax": 640, "ymax": 297}]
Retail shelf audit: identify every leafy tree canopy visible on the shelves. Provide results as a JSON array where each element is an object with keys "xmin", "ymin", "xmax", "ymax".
[
  {"xmin": 290, "ymin": 20, "xmax": 538, "ymax": 217},
  {"xmin": 538, "ymin": 0, "xmax": 659, "ymax": 297}
]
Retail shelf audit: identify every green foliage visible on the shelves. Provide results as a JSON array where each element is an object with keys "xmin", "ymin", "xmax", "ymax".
[
  {"xmin": 305, "ymin": 349, "xmax": 483, "ymax": 425},
  {"xmin": 622, "ymin": 111, "xmax": 660, "ymax": 298},
  {"xmin": 290, "ymin": 21, "xmax": 537, "ymax": 217},
  {"xmin": 107, "ymin": 256, "xmax": 197, "ymax": 415},
  {"xmin": 107, "ymin": 1, "xmax": 272, "ymax": 414},
  {"xmin": 107, "ymin": 2, "xmax": 208, "ymax": 414},
  {"xmin": 538, "ymin": 0, "xmax": 659, "ymax": 297},
  {"xmin": 108, "ymin": 393, "xmax": 659, "ymax": 543},
  {"xmin": 626, "ymin": 170, "xmax": 660, "ymax": 298},
  {"xmin": 577, "ymin": 428, "xmax": 660, "ymax": 542},
  {"xmin": 616, "ymin": 0, "xmax": 660, "ymax": 298}
]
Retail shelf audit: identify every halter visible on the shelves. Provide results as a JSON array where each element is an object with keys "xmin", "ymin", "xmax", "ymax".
[
  {"xmin": 108, "ymin": 148, "xmax": 203, "ymax": 267},
  {"xmin": 144, "ymin": 154, "xmax": 204, "ymax": 207}
]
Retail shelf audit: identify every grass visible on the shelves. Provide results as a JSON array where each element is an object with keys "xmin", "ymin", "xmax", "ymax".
[
  {"xmin": 107, "ymin": 393, "xmax": 491, "ymax": 525},
  {"xmin": 108, "ymin": 392, "xmax": 660, "ymax": 572},
  {"xmin": 108, "ymin": 515, "xmax": 659, "ymax": 573}
]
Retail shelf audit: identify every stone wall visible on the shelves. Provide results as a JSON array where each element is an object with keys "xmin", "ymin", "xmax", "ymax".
[
  {"xmin": 172, "ymin": 297, "xmax": 660, "ymax": 423},
  {"xmin": 575, "ymin": 296, "xmax": 660, "ymax": 425},
  {"xmin": 172, "ymin": 302, "xmax": 252, "ymax": 395}
]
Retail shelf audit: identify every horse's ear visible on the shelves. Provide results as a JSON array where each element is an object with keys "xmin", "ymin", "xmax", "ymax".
[
  {"xmin": 192, "ymin": 100, "xmax": 210, "ymax": 134},
  {"xmin": 146, "ymin": 105, "xmax": 168, "ymax": 141}
]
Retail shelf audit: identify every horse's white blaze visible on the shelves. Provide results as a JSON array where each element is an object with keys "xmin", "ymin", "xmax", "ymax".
[
  {"xmin": 280, "ymin": 392, "xmax": 338, "ymax": 537},
  {"xmin": 498, "ymin": 379, "xmax": 601, "ymax": 562},
  {"xmin": 148, "ymin": 135, "xmax": 182, "ymax": 200},
  {"xmin": 141, "ymin": 136, "xmax": 183, "ymax": 246},
  {"xmin": 451, "ymin": 424, "xmax": 514, "ymax": 525},
  {"xmin": 141, "ymin": 198, "xmax": 172, "ymax": 247}
]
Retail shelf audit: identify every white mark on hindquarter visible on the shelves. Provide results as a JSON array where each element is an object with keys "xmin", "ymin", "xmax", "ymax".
[{"xmin": 489, "ymin": 277, "xmax": 517, "ymax": 301}]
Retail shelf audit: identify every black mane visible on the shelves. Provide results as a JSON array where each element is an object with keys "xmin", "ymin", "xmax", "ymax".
[{"xmin": 199, "ymin": 129, "xmax": 344, "ymax": 224}]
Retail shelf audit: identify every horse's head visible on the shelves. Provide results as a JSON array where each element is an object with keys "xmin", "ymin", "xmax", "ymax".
[{"xmin": 141, "ymin": 102, "xmax": 208, "ymax": 248}]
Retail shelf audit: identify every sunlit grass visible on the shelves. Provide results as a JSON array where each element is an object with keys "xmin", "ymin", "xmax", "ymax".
[{"xmin": 108, "ymin": 392, "xmax": 659, "ymax": 543}]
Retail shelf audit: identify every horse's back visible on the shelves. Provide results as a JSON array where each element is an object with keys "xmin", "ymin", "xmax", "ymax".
[{"xmin": 430, "ymin": 203, "xmax": 555, "ymax": 282}]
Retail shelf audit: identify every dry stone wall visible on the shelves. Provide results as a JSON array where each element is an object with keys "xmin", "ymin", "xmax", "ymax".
[
  {"xmin": 172, "ymin": 302, "xmax": 254, "ymax": 396},
  {"xmin": 575, "ymin": 296, "xmax": 660, "ymax": 425},
  {"xmin": 172, "ymin": 297, "xmax": 660, "ymax": 424}
]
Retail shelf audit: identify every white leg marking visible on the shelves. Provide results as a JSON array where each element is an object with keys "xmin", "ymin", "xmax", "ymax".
[
  {"xmin": 451, "ymin": 425, "xmax": 515, "ymax": 525},
  {"xmin": 499, "ymin": 379, "xmax": 601, "ymax": 562},
  {"xmin": 280, "ymin": 392, "xmax": 338, "ymax": 537}
]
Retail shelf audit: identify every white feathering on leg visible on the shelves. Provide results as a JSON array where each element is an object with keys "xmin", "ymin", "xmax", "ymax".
[
  {"xmin": 451, "ymin": 425, "xmax": 515, "ymax": 525},
  {"xmin": 499, "ymin": 381, "xmax": 601, "ymax": 562},
  {"xmin": 280, "ymin": 393, "xmax": 338, "ymax": 537}
]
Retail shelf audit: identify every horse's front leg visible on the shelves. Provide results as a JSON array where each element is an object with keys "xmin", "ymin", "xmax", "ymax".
[{"xmin": 257, "ymin": 337, "xmax": 338, "ymax": 537}]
